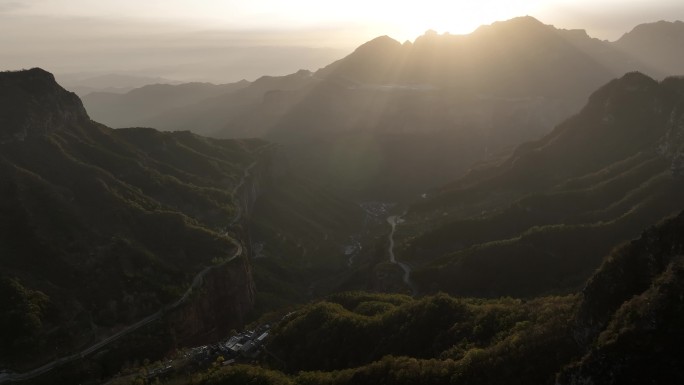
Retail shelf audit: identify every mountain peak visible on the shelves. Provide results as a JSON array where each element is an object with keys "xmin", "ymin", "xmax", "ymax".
[
  {"xmin": 610, "ymin": 71, "xmax": 663, "ymax": 96},
  {"xmin": 476, "ymin": 15, "xmax": 546, "ymax": 33},
  {"xmin": 588, "ymin": 71, "xmax": 658, "ymax": 98},
  {"xmin": 612, "ymin": 20, "xmax": 684, "ymax": 76},
  {"xmin": 621, "ymin": 19, "xmax": 684, "ymax": 36},
  {"xmin": 316, "ymin": 35, "xmax": 404, "ymax": 83},
  {"xmin": 616, "ymin": 19, "xmax": 684, "ymax": 46},
  {"xmin": 505, "ymin": 15, "xmax": 544, "ymax": 25},
  {"xmin": 0, "ymin": 68, "xmax": 89, "ymax": 142},
  {"xmin": 583, "ymin": 71, "xmax": 663, "ymax": 117},
  {"xmin": 354, "ymin": 35, "xmax": 402, "ymax": 53},
  {"xmin": 618, "ymin": 71, "xmax": 658, "ymax": 85}
]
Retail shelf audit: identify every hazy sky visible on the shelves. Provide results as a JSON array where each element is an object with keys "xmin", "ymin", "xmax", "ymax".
[{"xmin": 1, "ymin": 0, "xmax": 682, "ymax": 84}]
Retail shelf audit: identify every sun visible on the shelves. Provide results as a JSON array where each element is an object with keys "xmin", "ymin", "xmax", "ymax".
[
  {"xmin": 25, "ymin": 1, "xmax": 550, "ymax": 47},
  {"xmin": 361, "ymin": 0, "xmax": 548, "ymax": 42}
]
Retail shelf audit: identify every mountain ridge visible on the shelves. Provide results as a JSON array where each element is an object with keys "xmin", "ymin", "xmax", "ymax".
[
  {"xmin": 396, "ymin": 72, "xmax": 684, "ymax": 297},
  {"xmin": 80, "ymin": 17, "xmax": 684, "ymax": 201},
  {"xmin": 0, "ymin": 68, "xmax": 266, "ymax": 371},
  {"xmin": 614, "ymin": 20, "xmax": 684, "ymax": 75}
]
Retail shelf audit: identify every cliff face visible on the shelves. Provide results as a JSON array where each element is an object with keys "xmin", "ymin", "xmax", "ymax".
[
  {"xmin": 166, "ymin": 148, "xmax": 272, "ymax": 345},
  {"xmin": 167, "ymin": 255, "xmax": 256, "ymax": 345},
  {"xmin": 0, "ymin": 68, "xmax": 89, "ymax": 141},
  {"xmin": 659, "ymin": 77, "xmax": 684, "ymax": 176}
]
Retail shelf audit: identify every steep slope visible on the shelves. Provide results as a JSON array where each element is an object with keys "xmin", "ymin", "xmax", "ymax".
[
  {"xmin": 396, "ymin": 73, "xmax": 684, "ymax": 297},
  {"xmin": 0, "ymin": 68, "xmax": 89, "ymax": 140},
  {"xmin": 614, "ymin": 20, "xmax": 684, "ymax": 77},
  {"xmin": 557, "ymin": 210, "xmax": 684, "ymax": 384},
  {"xmin": 0, "ymin": 68, "xmax": 264, "ymax": 369}
]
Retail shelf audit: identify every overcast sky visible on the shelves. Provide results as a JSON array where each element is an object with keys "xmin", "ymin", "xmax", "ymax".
[{"xmin": 1, "ymin": 0, "xmax": 682, "ymax": 84}]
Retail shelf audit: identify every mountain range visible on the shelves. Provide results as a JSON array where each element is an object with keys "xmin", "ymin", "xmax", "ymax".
[
  {"xmin": 135, "ymin": 206, "xmax": 684, "ymax": 384},
  {"xmin": 55, "ymin": 73, "xmax": 182, "ymax": 97},
  {"xmin": 397, "ymin": 72, "xmax": 684, "ymax": 297},
  {"xmin": 2, "ymin": 15, "xmax": 684, "ymax": 385},
  {"xmin": 81, "ymin": 17, "xmax": 684, "ymax": 200},
  {"xmin": 124, "ymin": 71, "xmax": 684, "ymax": 385}
]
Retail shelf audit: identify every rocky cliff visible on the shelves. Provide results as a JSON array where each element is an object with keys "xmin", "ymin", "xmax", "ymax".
[
  {"xmin": 166, "ymin": 148, "xmax": 273, "ymax": 345},
  {"xmin": 558, "ymin": 210, "xmax": 684, "ymax": 384},
  {"xmin": 0, "ymin": 68, "xmax": 89, "ymax": 142},
  {"xmin": 167, "ymin": 255, "xmax": 256, "ymax": 346}
]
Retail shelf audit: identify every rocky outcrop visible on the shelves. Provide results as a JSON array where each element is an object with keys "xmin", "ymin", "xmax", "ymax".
[
  {"xmin": 167, "ymin": 255, "xmax": 256, "ymax": 346},
  {"xmin": 165, "ymin": 147, "xmax": 272, "ymax": 345},
  {"xmin": 573, "ymin": 211, "xmax": 684, "ymax": 346},
  {"xmin": 559, "ymin": 210, "xmax": 684, "ymax": 384},
  {"xmin": 0, "ymin": 68, "xmax": 89, "ymax": 142},
  {"xmin": 658, "ymin": 77, "xmax": 684, "ymax": 176}
]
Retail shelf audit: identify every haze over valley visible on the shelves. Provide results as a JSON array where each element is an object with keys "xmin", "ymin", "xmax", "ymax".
[{"xmin": 1, "ymin": 2, "xmax": 684, "ymax": 384}]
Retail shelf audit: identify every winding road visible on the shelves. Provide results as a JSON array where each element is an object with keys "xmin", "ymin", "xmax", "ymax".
[
  {"xmin": 0, "ymin": 157, "xmax": 260, "ymax": 384},
  {"xmin": 387, "ymin": 215, "xmax": 417, "ymax": 296}
]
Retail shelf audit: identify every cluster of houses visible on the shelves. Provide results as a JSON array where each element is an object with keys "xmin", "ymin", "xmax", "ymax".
[
  {"xmin": 222, "ymin": 324, "xmax": 271, "ymax": 359},
  {"xmin": 143, "ymin": 313, "xmax": 297, "ymax": 382},
  {"xmin": 185, "ymin": 323, "xmax": 272, "ymax": 365}
]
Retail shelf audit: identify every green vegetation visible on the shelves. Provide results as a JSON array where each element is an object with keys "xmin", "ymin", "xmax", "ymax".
[
  {"xmin": 157, "ymin": 208, "xmax": 684, "ymax": 385},
  {"xmin": 269, "ymin": 292, "xmax": 577, "ymax": 372},
  {"xmin": 175, "ymin": 292, "xmax": 578, "ymax": 385},
  {"xmin": 397, "ymin": 73, "xmax": 684, "ymax": 297},
  {"xmin": 249, "ymin": 172, "xmax": 365, "ymax": 314},
  {"xmin": 0, "ymin": 277, "xmax": 50, "ymax": 354},
  {"xmin": 6, "ymin": 49, "xmax": 684, "ymax": 385},
  {"xmin": 0, "ymin": 69, "xmax": 268, "ymax": 368}
]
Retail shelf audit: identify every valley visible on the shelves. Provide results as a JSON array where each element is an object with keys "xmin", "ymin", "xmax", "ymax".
[{"xmin": 2, "ymin": 12, "xmax": 684, "ymax": 385}]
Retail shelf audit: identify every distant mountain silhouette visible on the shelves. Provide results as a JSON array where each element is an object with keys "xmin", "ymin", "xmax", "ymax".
[
  {"xmin": 399, "ymin": 72, "xmax": 684, "ymax": 296},
  {"xmin": 57, "ymin": 73, "xmax": 181, "ymax": 96},
  {"xmin": 81, "ymin": 16, "xmax": 684, "ymax": 200},
  {"xmin": 614, "ymin": 20, "xmax": 684, "ymax": 76},
  {"xmin": 134, "ymin": 69, "xmax": 318, "ymax": 136},
  {"xmin": 557, "ymin": 27, "xmax": 660, "ymax": 77},
  {"xmin": 320, "ymin": 16, "xmax": 618, "ymax": 98},
  {"xmin": 82, "ymin": 80, "xmax": 250, "ymax": 128},
  {"xmin": 316, "ymin": 35, "xmax": 407, "ymax": 83}
]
